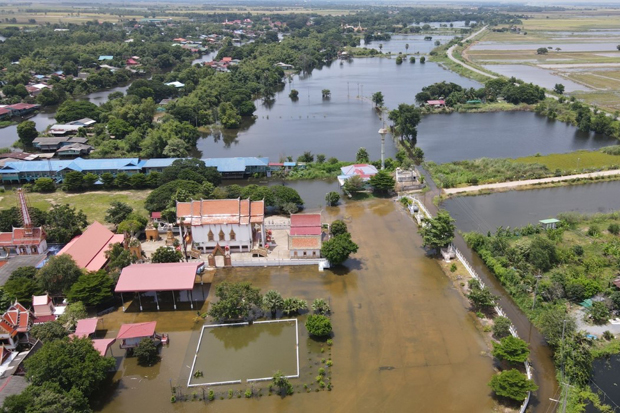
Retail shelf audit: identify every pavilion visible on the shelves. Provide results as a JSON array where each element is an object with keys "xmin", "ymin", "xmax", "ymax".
[
  {"xmin": 116, "ymin": 321, "xmax": 160, "ymax": 349},
  {"xmin": 115, "ymin": 262, "xmax": 205, "ymax": 311}
]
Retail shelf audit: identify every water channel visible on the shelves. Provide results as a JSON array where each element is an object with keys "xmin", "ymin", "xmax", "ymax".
[{"xmin": 441, "ymin": 180, "xmax": 620, "ymax": 234}]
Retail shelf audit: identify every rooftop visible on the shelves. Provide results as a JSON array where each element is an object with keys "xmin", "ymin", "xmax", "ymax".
[
  {"xmin": 176, "ymin": 198, "xmax": 264, "ymax": 225},
  {"xmin": 57, "ymin": 222, "xmax": 124, "ymax": 271},
  {"xmin": 117, "ymin": 321, "xmax": 157, "ymax": 340},
  {"xmin": 115, "ymin": 262, "xmax": 203, "ymax": 293}
]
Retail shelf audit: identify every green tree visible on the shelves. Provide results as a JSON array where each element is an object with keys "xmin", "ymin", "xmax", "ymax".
[
  {"xmin": 356, "ymin": 147, "xmax": 370, "ymax": 163},
  {"xmin": 24, "ymin": 337, "xmax": 115, "ymax": 397},
  {"xmin": 63, "ymin": 171, "xmax": 84, "ymax": 192},
  {"xmin": 207, "ymin": 282, "xmax": 262, "ymax": 321},
  {"xmin": 330, "ymin": 220, "xmax": 348, "ymax": 236},
  {"xmin": 272, "ymin": 370, "xmax": 294, "ymax": 396},
  {"xmin": 105, "ymin": 242, "xmax": 133, "ymax": 273},
  {"xmin": 305, "ymin": 314, "xmax": 332, "ymax": 337},
  {"xmin": 395, "ymin": 55, "xmax": 403, "ymax": 65},
  {"xmin": 553, "ymin": 83, "xmax": 565, "ymax": 95},
  {"xmin": 134, "ymin": 338, "xmax": 159, "ymax": 366},
  {"xmin": 3, "ymin": 277, "xmax": 42, "ymax": 306},
  {"xmin": 107, "ymin": 117, "xmax": 134, "ymax": 139},
  {"xmin": 67, "ymin": 271, "xmax": 115, "ymax": 307},
  {"xmin": 262, "ymin": 290, "xmax": 284, "ymax": 318},
  {"xmin": 37, "ymin": 254, "xmax": 83, "ymax": 295},
  {"xmin": 145, "ymin": 180, "xmax": 202, "ymax": 213},
  {"xmin": 17, "ymin": 121, "xmax": 38, "ymax": 147},
  {"xmin": 33, "ymin": 177, "xmax": 56, "ymax": 193},
  {"xmin": 343, "ymin": 175, "xmax": 365, "ymax": 194},
  {"xmin": 321, "ymin": 89, "xmax": 331, "ymax": 98},
  {"xmin": 420, "ymin": 56, "xmax": 426, "ymax": 63},
  {"xmin": 55, "ymin": 100, "xmax": 101, "ymax": 123},
  {"xmin": 371, "ymin": 91, "xmax": 384, "ymax": 108},
  {"xmin": 114, "ymin": 172, "xmax": 130, "ymax": 188},
  {"xmin": 492, "ymin": 316, "xmax": 512, "ymax": 339},
  {"xmin": 467, "ymin": 279, "xmax": 497, "ymax": 311},
  {"xmin": 589, "ymin": 301, "xmax": 610, "ymax": 324},
  {"xmin": 369, "ymin": 170, "xmax": 395, "ymax": 193},
  {"xmin": 289, "ymin": 89, "xmax": 299, "ymax": 99},
  {"xmin": 388, "ymin": 103, "xmax": 422, "ymax": 140},
  {"xmin": 538, "ymin": 307, "xmax": 576, "ymax": 348},
  {"xmin": 536, "ymin": 47, "xmax": 548, "ymax": 55},
  {"xmin": 218, "ymin": 102, "xmax": 241, "ymax": 129},
  {"xmin": 409, "ymin": 56, "xmax": 416, "ymax": 63},
  {"xmin": 105, "ymin": 201, "xmax": 133, "ymax": 225},
  {"xmin": 419, "ymin": 210, "xmax": 455, "ymax": 250},
  {"xmin": 57, "ymin": 302, "xmax": 87, "ymax": 330},
  {"xmin": 557, "ymin": 333, "xmax": 593, "ymax": 386},
  {"xmin": 2, "ymin": 382, "xmax": 89, "ymax": 413},
  {"xmin": 29, "ymin": 321, "xmax": 67, "ymax": 343},
  {"xmin": 492, "ymin": 336, "xmax": 530, "ymax": 364},
  {"xmin": 325, "ymin": 191, "xmax": 340, "ymax": 206},
  {"xmin": 282, "ymin": 297, "xmax": 307, "ymax": 315},
  {"xmin": 9, "ymin": 266, "xmax": 37, "ymax": 280},
  {"xmin": 321, "ymin": 233, "xmax": 359, "ymax": 265},
  {"xmin": 100, "ymin": 173, "xmax": 115, "ymax": 188},
  {"xmin": 312, "ymin": 298, "xmax": 331, "ymax": 315},
  {"xmin": 45, "ymin": 204, "xmax": 87, "ymax": 244},
  {"xmin": 150, "ymin": 247, "xmax": 182, "ymax": 263},
  {"xmin": 488, "ymin": 369, "xmax": 538, "ymax": 402}
]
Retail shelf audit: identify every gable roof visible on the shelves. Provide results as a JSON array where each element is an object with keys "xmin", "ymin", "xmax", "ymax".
[
  {"xmin": 70, "ymin": 318, "xmax": 99, "ymax": 338},
  {"xmin": 0, "ymin": 302, "xmax": 32, "ymax": 337},
  {"xmin": 117, "ymin": 321, "xmax": 157, "ymax": 339},
  {"xmin": 340, "ymin": 164, "xmax": 378, "ymax": 179},
  {"xmin": 115, "ymin": 262, "xmax": 203, "ymax": 292},
  {"xmin": 290, "ymin": 213, "xmax": 322, "ymax": 236},
  {"xmin": 176, "ymin": 198, "xmax": 264, "ymax": 225},
  {"xmin": 57, "ymin": 222, "xmax": 123, "ymax": 271}
]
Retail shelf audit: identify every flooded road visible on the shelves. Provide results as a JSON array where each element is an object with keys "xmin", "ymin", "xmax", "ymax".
[
  {"xmin": 442, "ymin": 180, "xmax": 620, "ymax": 234},
  {"xmin": 97, "ymin": 199, "xmax": 496, "ymax": 412}
]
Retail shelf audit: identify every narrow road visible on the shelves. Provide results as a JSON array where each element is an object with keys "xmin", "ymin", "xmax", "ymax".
[
  {"xmin": 417, "ymin": 166, "xmax": 559, "ymax": 413},
  {"xmin": 446, "ymin": 26, "xmax": 497, "ymax": 79},
  {"xmin": 443, "ymin": 168, "xmax": 620, "ymax": 195}
]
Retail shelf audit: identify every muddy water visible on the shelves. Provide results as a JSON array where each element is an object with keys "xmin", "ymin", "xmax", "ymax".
[{"xmin": 97, "ymin": 199, "xmax": 495, "ymax": 412}]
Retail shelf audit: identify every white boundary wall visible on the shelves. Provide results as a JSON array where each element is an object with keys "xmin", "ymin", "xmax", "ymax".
[
  {"xmin": 187, "ymin": 319, "xmax": 300, "ymax": 388},
  {"xmin": 401, "ymin": 195, "xmax": 532, "ymax": 413}
]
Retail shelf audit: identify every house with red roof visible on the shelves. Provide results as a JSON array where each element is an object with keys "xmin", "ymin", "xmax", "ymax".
[
  {"xmin": 0, "ymin": 302, "xmax": 33, "ymax": 349},
  {"xmin": 288, "ymin": 214, "xmax": 323, "ymax": 259},
  {"xmin": 338, "ymin": 164, "xmax": 378, "ymax": 187},
  {"xmin": 57, "ymin": 221, "xmax": 125, "ymax": 271},
  {"xmin": 116, "ymin": 321, "xmax": 162, "ymax": 349},
  {"xmin": 176, "ymin": 198, "xmax": 265, "ymax": 252},
  {"xmin": 0, "ymin": 189, "xmax": 47, "ymax": 256},
  {"xmin": 126, "ymin": 58, "xmax": 139, "ymax": 66}
]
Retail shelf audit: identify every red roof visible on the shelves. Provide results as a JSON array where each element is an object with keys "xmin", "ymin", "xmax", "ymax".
[
  {"xmin": 126, "ymin": 58, "xmax": 139, "ymax": 65},
  {"xmin": 427, "ymin": 100, "xmax": 445, "ymax": 105},
  {"xmin": 92, "ymin": 338, "xmax": 116, "ymax": 356},
  {"xmin": 176, "ymin": 198, "xmax": 264, "ymax": 226},
  {"xmin": 115, "ymin": 262, "xmax": 203, "ymax": 292},
  {"xmin": 151, "ymin": 212, "xmax": 162, "ymax": 219},
  {"xmin": 70, "ymin": 318, "xmax": 99, "ymax": 338},
  {"xmin": 290, "ymin": 213, "xmax": 322, "ymax": 236},
  {"xmin": 33, "ymin": 315, "xmax": 56, "ymax": 324},
  {"xmin": 291, "ymin": 237, "xmax": 321, "ymax": 249},
  {"xmin": 0, "ymin": 302, "xmax": 31, "ymax": 337},
  {"xmin": 58, "ymin": 222, "xmax": 121, "ymax": 271},
  {"xmin": 117, "ymin": 321, "xmax": 157, "ymax": 340},
  {"xmin": 6, "ymin": 103, "xmax": 38, "ymax": 110},
  {"xmin": 221, "ymin": 57, "xmax": 232, "ymax": 63},
  {"xmin": 0, "ymin": 108, "xmax": 11, "ymax": 116}
]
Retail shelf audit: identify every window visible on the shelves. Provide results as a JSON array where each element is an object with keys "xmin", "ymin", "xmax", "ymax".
[
  {"xmin": 219, "ymin": 229, "xmax": 225, "ymax": 241},
  {"xmin": 208, "ymin": 230, "xmax": 214, "ymax": 242},
  {"xmin": 229, "ymin": 229, "xmax": 236, "ymax": 241}
]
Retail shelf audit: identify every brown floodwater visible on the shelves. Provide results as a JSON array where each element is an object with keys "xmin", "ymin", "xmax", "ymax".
[{"xmin": 97, "ymin": 199, "xmax": 495, "ymax": 412}]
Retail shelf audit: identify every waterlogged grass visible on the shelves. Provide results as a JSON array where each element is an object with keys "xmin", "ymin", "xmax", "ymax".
[
  {"xmin": 426, "ymin": 158, "xmax": 550, "ymax": 188},
  {"xmin": 285, "ymin": 161, "xmax": 353, "ymax": 180},
  {"xmin": 516, "ymin": 150, "xmax": 620, "ymax": 172},
  {"xmin": 0, "ymin": 189, "xmax": 150, "ymax": 223}
]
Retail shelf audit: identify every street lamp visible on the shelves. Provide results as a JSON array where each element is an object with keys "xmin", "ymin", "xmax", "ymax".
[{"xmin": 378, "ymin": 126, "xmax": 388, "ymax": 170}]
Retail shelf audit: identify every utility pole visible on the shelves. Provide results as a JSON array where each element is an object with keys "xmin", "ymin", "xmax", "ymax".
[
  {"xmin": 560, "ymin": 318, "xmax": 569, "ymax": 413},
  {"xmin": 378, "ymin": 126, "xmax": 388, "ymax": 170}
]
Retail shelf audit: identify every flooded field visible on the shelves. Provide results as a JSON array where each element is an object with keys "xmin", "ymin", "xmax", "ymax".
[
  {"xmin": 442, "ymin": 180, "xmax": 620, "ymax": 234},
  {"xmin": 483, "ymin": 64, "xmax": 590, "ymax": 92},
  {"xmin": 97, "ymin": 199, "xmax": 496, "ymax": 412},
  {"xmin": 189, "ymin": 321, "xmax": 298, "ymax": 385},
  {"xmin": 471, "ymin": 42, "xmax": 620, "ymax": 52},
  {"xmin": 586, "ymin": 354, "xmax": 620, "ymax": 413},
  {"xmin": 361, "ymin": 34, "xmax": 456, "ymax": 54}
]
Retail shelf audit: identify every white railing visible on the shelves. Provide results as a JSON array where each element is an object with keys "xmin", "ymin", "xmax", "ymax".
[{"xmin": 404, "ymin": 196, "xmax": 532, "ymax": 413}]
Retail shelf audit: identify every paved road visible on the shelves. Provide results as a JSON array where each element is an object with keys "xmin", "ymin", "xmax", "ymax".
[
  {"xmin": 443, "ymin": 169, "xmax": 620, "ymax": 195},
  {"xmin": 446, "ymin": 26, "xmax": 497, "ymax": 79}
]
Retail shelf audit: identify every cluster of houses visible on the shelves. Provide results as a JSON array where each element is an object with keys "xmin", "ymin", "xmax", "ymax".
[
  {"xmin": 0, "ymin": 103, "xmax": 40, "ymax": 121},
  {"xmin": 203, "ymin": 56, "xmax": 241, "ymax": 72}
]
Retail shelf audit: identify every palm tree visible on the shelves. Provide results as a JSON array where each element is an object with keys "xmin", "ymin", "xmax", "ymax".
[
  {"xmin": 322, "ymin": 89, "xmax": 331, "ymax": 99},
  {"xmin": 405, "ymin": 43, "xmax": 409, "ymax": 53},
  {"xmin": 379, "ymin": 43, "xmax": 383, "ymax": 52},
  {"xmin": 312, "ymin": 298, "xmax": 331, "ymax": 315},
  {"xmin": 262, "ymin": 290, "xmax": 284, "ymax": 318},
  {"xmin": 283, "ymin": 297, "xmax": 308, "ymax": 315}
]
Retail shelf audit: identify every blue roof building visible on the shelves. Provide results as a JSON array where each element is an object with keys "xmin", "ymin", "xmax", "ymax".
[
  {"xmin": 98, "ymin": 55, "xmax": 114, "ymax": 61},
  {"xmin": 203, "ymin": 157, "xmax": 269, "ymax": 177}
]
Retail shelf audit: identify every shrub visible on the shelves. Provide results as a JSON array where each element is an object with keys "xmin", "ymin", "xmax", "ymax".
[
  {"xmin": 450, "ymin": 263, "xmax": 457, "ymax": 272},
  {"xmin": 306, "ymin": 314, "xmax": 332, "ymax": 337},
  {"xmin": 492, "ymin": 316, "xmax": 512, "ymax": 339},
  {"xmin": 489, "ymin": 369, "xmax": 538, "ymax": 401},
  {"xmin": 330, "ymin": 220, "xmax": 348, "ymax": 236},
  {"xmin": 312, "ymin": 298, "xmax": 331, "ymax": 315},
  {"xmin": 492, "ymin": 336, "xmax": 530, "ymax": 364},
  {"xmin": 609, "ymin": 223, "xmax": 620, "ymax": 235},
  {"xmin": 134, "ymin": 338, "xmax": 159, "ymax": 366},
  {"xmin": 587, "ymin": 225, "xmax": 600, "ymax": 237},
  {"xmin": 603, "ymin": 330, "xmax": 614, "ymax": 341},
  {"xmin": 32, "ymin": 178, "xmax": 56, "ymax": 193}
]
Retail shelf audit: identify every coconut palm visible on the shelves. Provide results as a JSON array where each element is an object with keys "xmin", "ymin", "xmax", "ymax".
[
  {"xmin": 405, "ymin": 43, "xmax": 409, "ymax": 52},
  {"xmin": 312, "ymin": 298, "xmax": 331, "ymax": 315},
  {"xmin": 283, "ymin": 297, "xmax": 308, "ymax": 315},
  {"xmin": 262, "ymin": 290, "xmax": 284, "ymax": 318}
]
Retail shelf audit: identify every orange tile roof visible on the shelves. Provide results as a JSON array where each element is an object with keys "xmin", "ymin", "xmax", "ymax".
[
  {"xmin": 177, "ymin": 198, "xmax": 264, "ymax": 226},
  {"xmin": 290, "ymin": 237, "xmax": 321, "ymax": 249},
  {"xmin": 0, "ymin": 302, "xmax": 32, "ymax": 336},
  {"xmin": 0, "ymin": 227, "xmax": 46, "ymax": 246}
]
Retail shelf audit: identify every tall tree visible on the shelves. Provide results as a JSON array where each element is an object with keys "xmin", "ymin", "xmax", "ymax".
[
  {"xmin": 150, "ymin": 247, "xmax": 183, "ymax": 263},
  {"xmin": 67, "ymin": 271, "xmax": 115, "ymax": 307},
  {"xmin": 369, "ymin": 170, "xmax": 395, "ymax": 193},
  {"xmin": 321, "ymin": 233, "xmax": 359, "ymax": 265},
  {"xmin": 262, "ymin": 290, "xmax": 284, "ymax": 318},
  {"xmin": 208, "ymin": 282, "xmax": 262, "ymax": 321},
  {"xmin": 419, "ymin": 210, "xmax": 455, "ymax": 250},
  {"xmin": 492, "ymin": 336, "xmax": 530, "ymax": 364},
  {"xmin": 488, "ymin": 369, "xmax": 538, "ymax": 402},
  {"xmin": 388, "ymin": 103, "xmax": 422, "ymax": 140},
  {"xmin": 371, "ymin": 91, "xmax": 384, "ymax": 108},
  {"xmin": 37, "ymin": 254, "xmax": 83, "ymax": 295},
  {"xmin": 17, "ymin": 121, "xmax": 38, "ymax": 147},
  {"xmin": 105, "ymin": 202, "xmax": 133, "ymax": 226},
  {"xmin": 45, "ymin": 204, "xmax": 87, "ymax": 244}
]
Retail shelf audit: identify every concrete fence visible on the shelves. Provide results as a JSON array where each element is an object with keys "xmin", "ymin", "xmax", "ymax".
[
  {"xmin": 231, "ymin": 258, "xmax": 330, "ymax": 271},
  {"xmin": 404, "ymin": 195, "xmax": 532, "ymax": 413}
]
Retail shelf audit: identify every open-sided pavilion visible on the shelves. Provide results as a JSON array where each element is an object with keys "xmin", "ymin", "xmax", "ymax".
[{"xmin": 115, "ymin": 262, "xmax": 205, "ymax": 311}]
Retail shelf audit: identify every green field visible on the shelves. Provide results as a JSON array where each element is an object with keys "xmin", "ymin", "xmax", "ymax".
[
  {"xmin": 515, "ymin": 150, "xmax": 620, "ymax": 171},
  {"xmin": 0, "ymin": 189, "xmax": 150, "ymax": 224}
]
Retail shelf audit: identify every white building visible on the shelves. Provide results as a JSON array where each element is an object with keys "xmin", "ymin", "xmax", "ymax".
[{"xmin": 176, "ymin": 198, "xmax": 265, "ymax": 252}]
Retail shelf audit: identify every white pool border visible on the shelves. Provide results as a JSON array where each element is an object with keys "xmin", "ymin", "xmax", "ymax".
[{"xmin": 187, "ymin": 319, "xmax": 300, "ymax": 387}]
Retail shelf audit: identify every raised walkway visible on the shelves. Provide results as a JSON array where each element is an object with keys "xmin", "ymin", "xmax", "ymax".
[
  {"xmin": 446, "ymin": 26, "xmax": 497, "ymax": 79},
  {"xmin": 443, "ymin": 168, "xmax": 620, "ymax": 195}
]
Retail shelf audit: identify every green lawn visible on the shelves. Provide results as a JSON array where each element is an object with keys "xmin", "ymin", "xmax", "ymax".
[
  {"xmin": 515, "ymin": 150, "xmax": 620, "ymax": 171},
  {"xmin": 0, "ymin": 189, "xmax": 151, "ymax": 223}
]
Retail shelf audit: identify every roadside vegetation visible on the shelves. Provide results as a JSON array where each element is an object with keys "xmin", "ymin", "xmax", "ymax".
[{"xmin": 464, "ymin": 212, "xmax": 620, "ymax": 410}]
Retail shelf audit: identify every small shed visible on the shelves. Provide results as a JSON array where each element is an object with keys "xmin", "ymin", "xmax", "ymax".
[
  {"xmin": 539, "ymin": 218, "xmax": 560, "ymax": 230},
  {"xmin": 116, "ymin": 321, "xmax": 159, "ymax": 349}
]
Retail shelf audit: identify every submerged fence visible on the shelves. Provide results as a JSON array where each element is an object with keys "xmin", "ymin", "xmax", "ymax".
[{"xmin": 402, "ymin": 195, "xmax": 532, "ymax": 413}]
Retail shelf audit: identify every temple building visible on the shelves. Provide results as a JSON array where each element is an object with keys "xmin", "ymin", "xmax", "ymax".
[
  {"xmin": 288, "ymin": 213, "xmax": 323, "ymax": 259},
  {"xmin": 0, "ymin": 189, "xmax": 47, "ymax": 256},
  {"xmin": 0, "ymin": 302, "xmax": 33, "ymax": 349},
  {"xmin": 176, "ymin": 198, "xmax": 265, "ymax": 252}
]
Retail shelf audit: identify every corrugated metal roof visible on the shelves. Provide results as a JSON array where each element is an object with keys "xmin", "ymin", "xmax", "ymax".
[
  {"xmin": 57, "ymin": 221, "xmax": 117, "ymax": 270},
  {"xmin": 143, "ymin": 158, "xmax": 179, "ymax": 168},
  {"xmin": 115, "ymin": 262, "xmax": 202, "ymax": 292}
]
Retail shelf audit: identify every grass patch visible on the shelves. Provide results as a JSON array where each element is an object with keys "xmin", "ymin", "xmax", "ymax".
[
  {"xmin": 516, "ymin": 150, "xmax": 620, "ymax": 172},
  {"xmin": 0, "ymin": 189, "xmax": 150, "ymax": 223}
]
